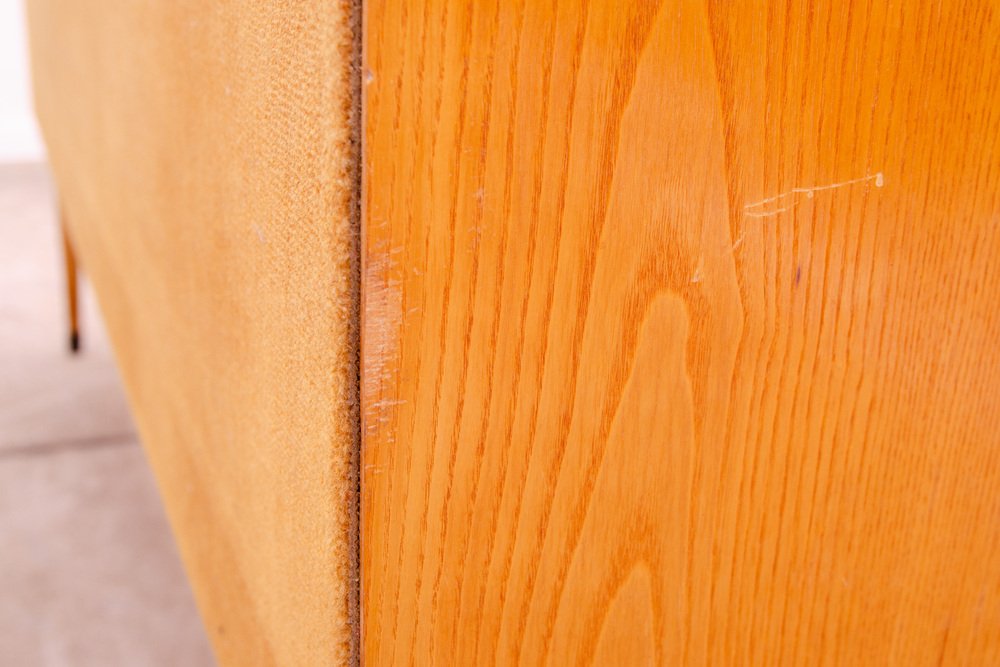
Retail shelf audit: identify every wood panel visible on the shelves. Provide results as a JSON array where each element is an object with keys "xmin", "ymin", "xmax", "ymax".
[{"xmin": 361, "ymin": 1, "xmax": 1000, "ymax": 663}]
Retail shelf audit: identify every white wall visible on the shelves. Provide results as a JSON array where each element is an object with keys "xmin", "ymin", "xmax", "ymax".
[{"xmin": 0, "ymin": 0, "xmax": 45, "ymax": 162}]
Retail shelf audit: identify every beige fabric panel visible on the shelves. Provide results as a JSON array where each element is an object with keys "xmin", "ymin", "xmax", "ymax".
[{"xmin": 26, "ymin": 2, "xmax": 360, "ymax": 664}]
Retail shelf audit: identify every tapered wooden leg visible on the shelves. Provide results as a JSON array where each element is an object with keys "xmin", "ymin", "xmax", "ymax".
[{"xmin": 61, "ymin": 209, "xmax": 80, "ymax": 353}]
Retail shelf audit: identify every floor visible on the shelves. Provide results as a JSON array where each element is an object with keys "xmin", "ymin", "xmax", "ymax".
[{"xmin": 0, "ymin": 163, "xmax": 215, "ymax": 666}]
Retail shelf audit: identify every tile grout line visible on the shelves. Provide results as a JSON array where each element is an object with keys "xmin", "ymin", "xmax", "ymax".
[{"xmin": 0, "ymin": 431, "xmax": 138, "ymax": 460}]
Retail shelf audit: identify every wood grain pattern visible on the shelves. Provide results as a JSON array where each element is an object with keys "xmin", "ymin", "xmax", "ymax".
[{"xmin": 361, "ymin": 1, "xmax": 1000, "ymax": 664}]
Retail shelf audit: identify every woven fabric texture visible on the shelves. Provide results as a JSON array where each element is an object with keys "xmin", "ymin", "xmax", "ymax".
[{"xmin": 26, "ymin": 2, "xmax": 361, "ymax": 664}]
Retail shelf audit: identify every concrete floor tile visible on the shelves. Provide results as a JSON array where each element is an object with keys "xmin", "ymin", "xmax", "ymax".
[
  {"xmin": 0, "ymin": 443, "xmax": 215, "ymax": 667},
  {"xmin": 0, "ymin": 163, "xmax": 133, "ymax": 451},
  {"xmin": 0, "ymin": 163, "xmax": 215, "ymax": 665}
]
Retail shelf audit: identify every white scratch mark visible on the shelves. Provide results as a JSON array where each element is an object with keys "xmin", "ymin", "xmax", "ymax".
[
  {"xmin": 744, "ymin": 201, "xmax": 801, "ymax": 219},
  {"xmin": 252, "ymin": 224, "xmax": 266, "ymax": 243},
  {"xmin": 372, "ymin": 398, "xmax": 407, "ymax": 407},
  {"xmin": 690, "ymin": 256, "xmax": 705, "ymax": 284},
  {"xmin": 743, "ymin": 171, "xmax": 885, "ymax": 218},
  {"xmin": 363, "ymin": 247, "xmax": 404, "ymax": 440}
]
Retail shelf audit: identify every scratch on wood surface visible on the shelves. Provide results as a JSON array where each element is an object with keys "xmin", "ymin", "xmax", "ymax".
[
  {"xmin": 744, "ymin": 172, "xmax": 884, "ymax": 218},
  {"xmin": 362, "ymin": 241, "xmax": 404, "ymax": 443},
  {"xmin": 690, "ymin": 256, "xmax": 705, "ymax": 283}
]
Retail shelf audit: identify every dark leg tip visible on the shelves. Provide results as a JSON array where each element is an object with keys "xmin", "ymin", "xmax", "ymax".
[{"xmin": 69, "ymin": 331, "xmax": 80, "ymax": 353}]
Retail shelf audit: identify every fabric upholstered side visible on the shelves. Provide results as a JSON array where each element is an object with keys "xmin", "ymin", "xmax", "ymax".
[{"xmin": 25, "ymin": 2, "xmax": 361, "ymax": 664}]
